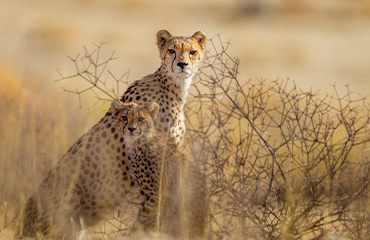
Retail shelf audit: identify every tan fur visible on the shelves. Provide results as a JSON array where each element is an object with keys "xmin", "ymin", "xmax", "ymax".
[{"xmin": 20, "ymin": 30, "xmax": 206, "ymax": 239}]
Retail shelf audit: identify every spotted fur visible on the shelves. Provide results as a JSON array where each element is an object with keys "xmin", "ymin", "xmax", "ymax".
[{"xmin": 112, "ymin": 101, "xmax": 208, "ymax": 238}]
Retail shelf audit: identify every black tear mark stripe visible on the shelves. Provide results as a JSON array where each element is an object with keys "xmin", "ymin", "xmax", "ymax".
[
  {"xmin": 138, "ymin": 122, "xmax": 143, "ymax": 135},
  {"xmin": 122, "ymin": 121, "xmax": 128, "ymax": 132},
  {"xmin": 171, "ymin": 52, "xmax": 176, "ymax": 73}
]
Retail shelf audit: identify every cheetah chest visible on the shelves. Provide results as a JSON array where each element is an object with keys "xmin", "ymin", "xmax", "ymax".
[{"xmin": 121, "ymin": 78, "xmax": 187, "ymax": 143}]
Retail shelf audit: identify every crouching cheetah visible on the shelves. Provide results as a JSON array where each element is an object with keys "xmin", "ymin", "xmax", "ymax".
[
  {"xmin": 111, "ymin": 100, "xmax": 208, "ymax": 238},
  {"xmin": 19, "ymin": 30, "xmax": 206, "ymax": 239}
]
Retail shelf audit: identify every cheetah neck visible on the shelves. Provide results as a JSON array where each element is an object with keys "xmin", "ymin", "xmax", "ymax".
[
  {"xmin": 157, "ymin": 65, "xmax": 194, "ymax": 106},
  {"xmin": 125, "ymin": 133, "xmax": 170, "ymax": 157},
  {"xmin": 125, "ymin": 134, "xmax": 155, "ymax": 155}
]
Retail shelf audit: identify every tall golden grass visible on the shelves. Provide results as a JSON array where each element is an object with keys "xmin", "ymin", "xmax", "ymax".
[
  {"xmin": 1, "ymin": 37, "xmax": 370, "ymax": 240},
  {"xmin": 0, "ymin": 66, "xmax": 110, "ymax": 238}
]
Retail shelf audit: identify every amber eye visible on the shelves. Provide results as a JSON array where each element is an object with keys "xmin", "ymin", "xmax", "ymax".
[
  {"xmin": 121, "ymin": 116, "xmax": 128, "ymax": 121},
  {"xmin": 138, "ymin": 117, "xmax": 145, "ymax": 122},
  {"xmin": 168, "ymin": 49, "xmax": 176, "ymax": 54},
  {"xmin": 189, "ymin": 50, "xmax": 197, "ymax": 55}
]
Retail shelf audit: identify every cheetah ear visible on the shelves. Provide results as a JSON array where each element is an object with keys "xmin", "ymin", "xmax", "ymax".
[
  {"xmin": 157, "ymin": 30, "xmax": 172, "ymax": 50},
  {"xmin": 110, "ymin": 99, "xmax": 125, "ymax": 113},
  {"xmin": 145, "ymin": 102, "xmax": 160, "ymax": 120},
  {"xmin": 192, "ymin": 31, "xmax": 207, "ymax": 50}
]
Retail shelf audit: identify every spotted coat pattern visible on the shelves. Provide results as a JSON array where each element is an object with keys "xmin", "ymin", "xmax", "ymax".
[
  {"xmin": 20, "ymin": 30, "xmax": 206, "ymax": 239},
  {"xmin": 112, "ymin": 101, "xmax": 208, "ymax": 238}
]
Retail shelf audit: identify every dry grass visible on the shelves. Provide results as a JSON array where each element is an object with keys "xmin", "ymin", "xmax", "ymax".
[
  {"xmin": 0, "ymin": 66, "xmax": 110, "ymax": 239},
  {"xmin": 1, "ymin": 36, "xmax": 370, "ymax": 240}
]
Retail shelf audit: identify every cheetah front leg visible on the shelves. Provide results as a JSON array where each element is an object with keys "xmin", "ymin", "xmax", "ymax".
[
  {"xmin": 131, "ymin": 192, "xmax": 159, "ymax": 234},
  {"xmin": 21, "ymin": 193, "xmax": 40, "ymax": 237},
  {"xmin": 53, "ymin": 184, "xmax": 84, "ymax": 239}
]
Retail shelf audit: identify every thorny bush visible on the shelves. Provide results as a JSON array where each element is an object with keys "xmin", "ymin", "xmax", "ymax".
[{"xmin": 185, "ymin": 37, "xmax": 370, "ymax": 240}]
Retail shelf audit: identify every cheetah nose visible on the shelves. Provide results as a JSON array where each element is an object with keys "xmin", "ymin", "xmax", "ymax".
[
  {"xmin": 128, "ymin": 127, "xmax": 136, "ymax": 133},
  {"xmin": 177, "ymin": 62, "xmax": 188, "ymax": 69}
]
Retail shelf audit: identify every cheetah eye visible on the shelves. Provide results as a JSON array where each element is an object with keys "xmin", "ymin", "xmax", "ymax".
[
  {"xmin": 121, "ymin": 116, "xmax": 128, "ymax": 121},
  {"xmin": 189, "ymin": 50, "xmax": 197, "ymax": 55},
  {"xmin": 168, "ymin": 49, "xmax": 176, "ymax": 54},
  {"xmin": 138, "ymin": 117, "xmax": 145, "ymax": 122}
]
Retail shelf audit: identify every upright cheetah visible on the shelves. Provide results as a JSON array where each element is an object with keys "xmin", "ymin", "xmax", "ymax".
[
  {"xmin": 111, "ymin": 100, "xmax": 208, "ymax": 238},
  {"xmin": 20, "ymin": 30, "xmax": 206, "ymax": 239}
]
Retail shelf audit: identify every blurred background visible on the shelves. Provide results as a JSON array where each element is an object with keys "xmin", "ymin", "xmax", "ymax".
[
  {"xmin": 1, "ymin": 0, "xmax": 370, "ymax": 95},
  {"xmin": 0, "ymin": 0, "xmax": 370, "ymax": 237}
]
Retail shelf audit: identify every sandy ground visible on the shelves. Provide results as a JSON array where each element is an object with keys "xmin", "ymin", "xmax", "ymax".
[{"xmin": 1, "ymin": 0, "xmax": 370, "ymax": 95}]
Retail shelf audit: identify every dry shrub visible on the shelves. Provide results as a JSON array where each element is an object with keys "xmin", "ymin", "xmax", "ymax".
[
  {"xmin": 184, "ymin": 36, "xmax": 370, "ymax": 239},
  {"xmin": 55, "ymin": 42, "xmax": 130, "ymax": 107}
]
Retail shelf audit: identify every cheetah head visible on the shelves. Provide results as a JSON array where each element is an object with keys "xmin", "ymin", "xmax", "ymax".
[
  {"xmin": 157, "ymin": 30, "xmax": 206, "ymax": 87},
  {"xmin": 111, "ymin": 100, "xmax": 159, "ymax": 140}
]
